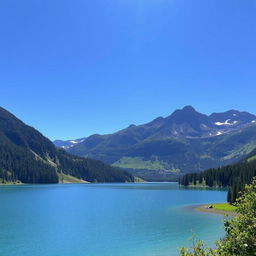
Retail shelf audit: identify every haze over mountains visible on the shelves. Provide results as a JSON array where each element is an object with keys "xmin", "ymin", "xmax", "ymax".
[{"xmin": 54, "ymin": 106, "xmax": 256, "ymax": 181}]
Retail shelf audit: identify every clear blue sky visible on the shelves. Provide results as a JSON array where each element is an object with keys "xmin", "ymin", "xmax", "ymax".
[{"xmin": 0, "ymin": 0, "xmax": 256, "ymax": 140}]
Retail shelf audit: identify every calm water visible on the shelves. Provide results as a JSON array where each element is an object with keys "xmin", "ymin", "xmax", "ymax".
[{"xmin": 0, "ymin": 183, "xmax": 227, "ymax": 256}]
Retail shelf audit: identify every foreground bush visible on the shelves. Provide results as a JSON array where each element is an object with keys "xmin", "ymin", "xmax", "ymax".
[{"xmin": 180, "ymin": 178, "xmax": 256, "ymax": 256}]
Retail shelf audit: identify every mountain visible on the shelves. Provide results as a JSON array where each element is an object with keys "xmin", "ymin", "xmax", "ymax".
[
  {"xmin": 180, "ymin": 148, "xmax": 256, "ymax": 203},
  {"xmin": 54, "ymin": 106, "xmax": 256, "ymax": 181},
  {"xmin": 54, "ymin": 138, "xmax": 86, "ymax": 149},
  {"xmin": 0, "ymin": 107, "xmax": 134, "ymax": 184}
]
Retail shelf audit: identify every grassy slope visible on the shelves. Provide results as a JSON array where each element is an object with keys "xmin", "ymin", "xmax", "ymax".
[
  {"xmin": 71, "ymin": 125, "xmax": 256, "ymax": 177},
  {"xmin": 247, "ymin": 155, "xmax": 256, "ymax": 162},
  {"xmin": 134, "ymin": 176, "xmax": 145, "ymax": 182},
  {"xmin": 212, "ymin": 203, "xmax": 236, "ymax": 212},
  {"xmin": 112, "ymin": 156, "xmax": 180, "ymax": 172},
  {"xmin": 0, "ymin": 107, "xmax": 135, "ymax": 184},
  {"xmin": 195, "ymin": 203, "xmax": 237, "ymax": 216},
  {"xmin": 57, "ymin": 173, "xmax": 88, "ymax": 184}
]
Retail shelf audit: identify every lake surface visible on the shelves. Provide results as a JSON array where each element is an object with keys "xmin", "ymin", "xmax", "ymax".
[{"xmin": 0, "ymin": 183, "xmax": 227, "ymax": 256}]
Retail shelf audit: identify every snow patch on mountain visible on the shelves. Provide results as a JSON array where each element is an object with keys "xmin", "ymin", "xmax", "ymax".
[{"xmin": 215, "ymin": 119, "xmax": 238, "ymax": 126}]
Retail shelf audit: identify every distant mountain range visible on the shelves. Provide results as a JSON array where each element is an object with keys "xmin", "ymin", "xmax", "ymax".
[
  {"xmin": 54, "ymin": 106, "xmax": 256, "ymax": 181},
  {"xmin": 0, "ymin": 107, "xmax": 134, "ymax": 184}
]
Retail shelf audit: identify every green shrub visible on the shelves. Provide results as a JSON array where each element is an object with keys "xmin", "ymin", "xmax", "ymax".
[{"xmin": 180, "ymin": 177, "xmax": 256, "ymax": 256}]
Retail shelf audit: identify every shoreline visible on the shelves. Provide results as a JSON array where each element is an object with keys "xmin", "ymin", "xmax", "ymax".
[
  {"xmin": 0, "ymin": 182, "xmax": 23, "ymax": 186},
  {"xmin": 192, "ymin": 204, "xmax": 237, "ymax": 216}
]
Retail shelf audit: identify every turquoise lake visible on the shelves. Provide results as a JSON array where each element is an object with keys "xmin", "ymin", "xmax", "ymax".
[{"xmin": 0, "ymin": 183, "xmax": 227, "ymax": 256}]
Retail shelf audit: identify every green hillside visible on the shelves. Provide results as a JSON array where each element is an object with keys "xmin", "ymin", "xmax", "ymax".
[
  {"xmin": 0, "ymin": 107, "xmax": 134, "ymax": 184},
  {"xmin": 63, "ymin": 107, "xmax": 256, "ymax": 181},
  {"xmin": 180, "ymin": 148, "xmax": 256, "ymax": 203},
  {"xmin": 68, "ymin": 125, "xmax": 256, "ymax": 180}
]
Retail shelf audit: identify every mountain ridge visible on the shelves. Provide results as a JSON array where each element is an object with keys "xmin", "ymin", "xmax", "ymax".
[
  {"xmin": 180, "ymin": 145, "xmax": 256, "ymax": 203},
  {"xmin": 55, "ymin": 106, "xmax": 256, "ymax": 148},
  {"xmin": 54, "ymin": 106, "xmax": 256, "ymax": 181},
  {"xmin": 0, "ymin": 107, "xmax": 134, "ymax": 184}
]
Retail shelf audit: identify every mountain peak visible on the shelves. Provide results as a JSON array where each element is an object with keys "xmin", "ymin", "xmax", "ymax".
[
  {"xmin": 167, "ymin": 106, "xmax": 199, "ymax": 119},
  {"xmin": 169, "ymin": 105, "xmax": 202, "ymax": 120},
  {"xmin": 181, "ymin": 105, "xmax": 196, "ymax": 112},
  {"xmin": 128, "ymin": 124, "xmax": 136, "ymax": 129}
]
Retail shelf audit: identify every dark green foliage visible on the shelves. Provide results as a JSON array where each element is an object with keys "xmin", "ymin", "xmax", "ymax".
[
  {"xmin": 180, "ymin": 151, "xmax": 256, "ymax": 203},
  {"xmin": 57, "ymin": 149, "xmax": 134, "ymax": 183},
  {"xmin": 64, "ymin": 107, "xmax": 256, "ymax": 181},
  {"xmin": 0, "ymin": 134, "xmax": 59, "ymax": 183},
  {"xmin": 180, "ymin": 178, "xmax": 256, "ymax": 256},
  {"xmin": 0, "ymin": 107, "xmax": 56, "ymax": 158},
  {"xmin": 0, "ymin": 107, "xmax": 59, "ymax": 183},
  {"xmin": 0, "ymin": 107, "xmax": 134, "ymax": 184}
]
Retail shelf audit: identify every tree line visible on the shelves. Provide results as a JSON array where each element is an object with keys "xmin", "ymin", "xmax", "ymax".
[
  {"xmin": 179, "ymin": 150, "xmax": 256, "ymax": 203},
  {"xmin": 0, "ymin": 107, "xmax": 134, "ymax": 184},
  {"xmin": 180, "ymin": 177, "xmax": 256, "ymax": 256}
]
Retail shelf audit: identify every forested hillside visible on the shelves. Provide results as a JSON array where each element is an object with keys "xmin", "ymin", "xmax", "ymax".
[
  {"xmin": 55, "ymin": 106, "xmax": 256, "ymax": 181},
  {"xmin": 0, "ymin": 107, "xmax": 134, "ymax": 184},
  {"xmin": 179, "ymin": 149, "xmax": 256, "ymax": 203}
]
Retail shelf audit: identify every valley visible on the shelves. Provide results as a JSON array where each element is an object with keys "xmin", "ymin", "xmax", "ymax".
[{"xmin": 54, "ymin": 106, "xmax": 256, "ymax": 181}]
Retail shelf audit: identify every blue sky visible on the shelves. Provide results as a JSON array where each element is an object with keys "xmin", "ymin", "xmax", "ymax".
[{"xmin": 0, "ymin": 0, "xmax": 256, "ymax": 140}]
